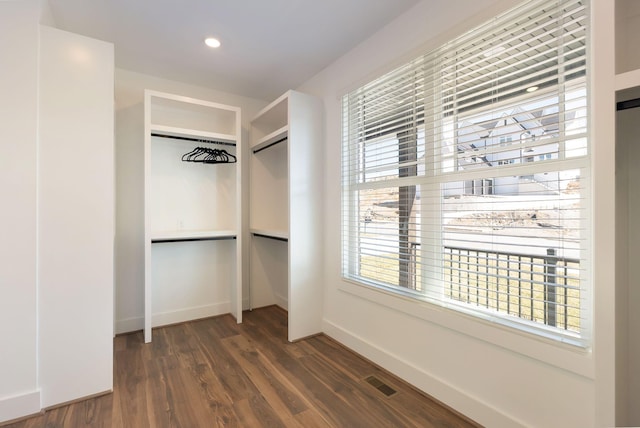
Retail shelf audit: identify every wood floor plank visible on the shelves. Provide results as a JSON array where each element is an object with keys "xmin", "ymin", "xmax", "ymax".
[
  {"xmin": 232, "ymin": 398, "xmax": 267, "ymax": 428},
  {"xmin": 37, "ymin": 393, "xmax": 115, "ymax": 428},
  {"xmin": 244, "ymin": 307, "xmax": 289, "ymax": 340},
  {"xmin": 109, "ymin": 376, "xmax": 124, "ymax": 428},
  {"xmin": 299, "ymin": 352, "xmax": 411, "ymax": 428},
  {"xmin": 190, "ymin": 319, "xmax": 261, "ymax": 403},
  {"xmin": 163, "ymin": 323, "xmax": 238, "ymax": 423},
  {"xmin": 7, "ymin": 412, "xmax": 47, "ymax": 427},
  {"xmin": 202, "ymin": 313, "xmax": 241, "ymax": 339},
  {"xmin": 282, "ymin": 408, "xmax": 333, "ymax": 428},
  {"xmin": 143, "ymin": 354, "xmax": 181, "ymax": 428},
  {"xmin": 222, "ymin": 334, "xmax": 309, "ymax": 418},
  {"xmin": 240, "ymin": 314, "xmax": 306, "ymax": 372},
  {"xmin": 114, "ymin": 345, "xmax": 151, "ymax": 426},
  {"xmin": 233, "ymin": 394, "xmax": 287, "ymax": 428},
  {"xmin": 3, "ymin": 306, "xmax": 479, "ymax": 428},
  {"xmin": 304, "ymin": 334, "xmax": 381, "ymax": 380}
]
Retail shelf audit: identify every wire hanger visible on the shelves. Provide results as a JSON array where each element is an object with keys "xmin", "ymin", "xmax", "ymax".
[{"xmin": 181, "ymin": 146, "xmax": 236, "ymax": 164}]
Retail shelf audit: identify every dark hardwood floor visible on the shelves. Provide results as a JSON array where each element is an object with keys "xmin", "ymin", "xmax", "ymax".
[{"xmin": 4, "ymin": 306, "xmax": 479, "ymax": 427}]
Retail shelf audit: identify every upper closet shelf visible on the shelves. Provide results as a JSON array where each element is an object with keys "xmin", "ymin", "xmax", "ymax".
[
  {"xmin": 616, "ymin": 69, "xmax": 640, "ymax": 92},
  {"xmin": 251, "ymin": 126, "xmax": 288, "ymax": 153},
  {"xmin": 150, "ymin": 124, "xmax": 237, "ymax": 145},
  {"xmin": 151, "ymin": 229, "xmax": 237, "ymax": 243}
]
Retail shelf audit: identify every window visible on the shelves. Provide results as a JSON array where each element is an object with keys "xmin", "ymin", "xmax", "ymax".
[{"xmin": 342, "ymin": 0, "xmax": 589, "ymax": 345}]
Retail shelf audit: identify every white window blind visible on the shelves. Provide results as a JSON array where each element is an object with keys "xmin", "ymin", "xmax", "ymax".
[{"xmin": 342, "ymin": 0, "xmax": 589, "ymax": 345}]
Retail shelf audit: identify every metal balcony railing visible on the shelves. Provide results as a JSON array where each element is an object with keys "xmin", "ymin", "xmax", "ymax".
[{"xmin": 440, "ymin": 246, "xmax": 581, "ymax": 332}]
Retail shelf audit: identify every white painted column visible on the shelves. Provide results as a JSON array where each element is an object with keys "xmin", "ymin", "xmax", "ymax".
[{"xmin": 38, "ymin": 25, "xmax": 114, "ymax": 407}]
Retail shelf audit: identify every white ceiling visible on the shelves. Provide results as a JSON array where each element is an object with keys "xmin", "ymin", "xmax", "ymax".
[{"xmin": 48, "ymin": 0, "xmax": 421, "ymax": 101}]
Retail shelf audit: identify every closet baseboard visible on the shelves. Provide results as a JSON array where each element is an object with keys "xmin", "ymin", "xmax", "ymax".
[
  {"xmin": 115, "ymin": 302, "xmax": 231, "ymax": 335},
  {"xmin": 115, "ymin": 316, "xmax": 144, "ymax": 335},
  {"xmin": 0, "ymin": 390, "xmax": 40, "ymax": 425},
  {"xmin": 274, "ymin": 293, "xmax": 288, "ymax": 312},
  {"xmin": 152, "ymin": 302, "xmax": 230, "ymax": 328}
]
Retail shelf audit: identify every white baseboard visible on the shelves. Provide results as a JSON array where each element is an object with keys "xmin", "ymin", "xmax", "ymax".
[
  {"xmin": 115, "ymin": 302, "xmax": 231, "ymax": 335},
  {"xmin": 274, "ymin": 293, "xmax": 288, "ymax": 311},
  {"xmin": 115, "ymin": 316, "xmax": 143, "ymax": 334},
  {"xmin": 322, "ymin": 319, "xmax": 525, "ymax": 428},
  {"xmin": 0, "ymin": 390, "xmax": 40, "ymax": 424},
  {"xmin": 152, "ymin": 302, "xmax": 230, "ymax": 328}
]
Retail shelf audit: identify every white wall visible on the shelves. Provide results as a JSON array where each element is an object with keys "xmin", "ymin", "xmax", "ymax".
[
  {"xmin": 114, "ymin": 69, "xmax": 267, "ymax": 333},
  {"xmin": 0, "ymin": 1, "xmax": 41, "ymax": 422},
  {"xmin": 616, "ymin": 0, "xmax": 640, "ymax": 74},
  {"xmin": 0, "ymin": 0, "xmax": 620, "ymax": 425},
  {"xmin": 0, "ymin": 3, "xmax": 118, "ymax": 423},
  {"xmin": 299, "ymin": 0, "xmax": 615, "ymax": 426}
]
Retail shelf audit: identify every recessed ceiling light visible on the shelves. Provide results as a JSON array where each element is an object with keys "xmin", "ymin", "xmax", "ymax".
[
  {"xmin": 526, "ymin": 86, "xmax": 539, "ymax": 93},
  {"xmin": 205, "ymin": 38, "xmax": 221, "ymax": 48}
]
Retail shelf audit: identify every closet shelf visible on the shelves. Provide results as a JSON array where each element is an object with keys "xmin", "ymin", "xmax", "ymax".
[
  {"xmin": 151, "ymin": 229, "xmax": 237, "ymax": 243},
  {"xmin": 150, "ymin": 124, "xmax": 237, "ymax": 145},
  {"xmin": 250, "ymin": 228, "xmax": 289, "ymax": 242},
  {"xmin": 251, "ymin": 126, "xmax": 288, "ymax": 153},
  {"xmin": 616, "ymin": 69, "xmax": 640, "ymax": 92}
]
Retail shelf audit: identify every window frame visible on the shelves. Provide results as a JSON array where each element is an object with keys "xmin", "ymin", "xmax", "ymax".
[{"xmin": 341, "ymin": 0, "xmax": 591, "ymax": 348}]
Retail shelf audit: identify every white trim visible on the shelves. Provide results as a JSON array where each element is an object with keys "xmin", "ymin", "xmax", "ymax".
[
  {"xmin": 115, "ymin": 316, "xmax": 143, "ymax": 334},
  {"xmin": 273, "ymin": 291, "xmax": 288, "ymax": 311},
  {"xmin": 0, "ymin": 390, "xmax": 41, "ymax": 424},
  {"xmin": 145, "ymin": 89, "xmax": 243, "ymax": 113},
  {"xmin": 151, "ymin": 302, "xmax": 230, "ymax": 328},
  {"xmin": 590, "ymin": 0, "xmax": 616, "ymax": 424},
  {"xmin": 116, "ymin": 300, "xmax": 236, "ymax": 334},
  {"xmin": 116, "ymin": 303, "xmax": 235, "ymax": 335}
]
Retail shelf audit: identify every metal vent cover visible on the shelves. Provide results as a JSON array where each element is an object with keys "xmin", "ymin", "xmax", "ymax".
[{"xmin": 364, "ymin": 375, "xmax": 397, "ymax": 397}]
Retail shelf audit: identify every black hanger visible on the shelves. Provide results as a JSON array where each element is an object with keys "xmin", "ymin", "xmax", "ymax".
[{"xmin": 181, "ymin": 146, "xmax": 236, "ymax": 164}]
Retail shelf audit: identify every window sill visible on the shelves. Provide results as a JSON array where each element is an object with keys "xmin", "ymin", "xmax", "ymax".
[{"xmin": 338, "ymin": 278, "xmax": 594, "ymax": 379}]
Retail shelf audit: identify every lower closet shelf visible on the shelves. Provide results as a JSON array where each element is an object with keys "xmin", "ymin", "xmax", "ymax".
[
  {"xmin": 151, "ymin": 230, "xmax": 237, "ymax": 243},
  {"xmin": 250, "ymin": 228, "xmax": 288, "ymax": 242}
]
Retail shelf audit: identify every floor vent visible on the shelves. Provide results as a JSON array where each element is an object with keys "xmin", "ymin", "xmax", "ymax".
[{"xmin": 365, "ymin": 375, "xmax": 397, "ymax": 397}]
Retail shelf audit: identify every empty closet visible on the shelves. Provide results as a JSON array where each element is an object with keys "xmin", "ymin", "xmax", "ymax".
[
  {"xmin": 144, "ymin": 90, "xmax": 242, "ymax": 342},
  {"xmin": 249, "ymin": 90, "xmax": 323, "ymax": 341}
]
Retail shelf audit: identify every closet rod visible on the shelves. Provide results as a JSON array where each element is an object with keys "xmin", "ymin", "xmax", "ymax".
[
  {"xmin": 252, "ymin": 136, "xmax": 287, "ymax": 154},
  {"xmin": 252, "ymin": 233, "xmax": 288, "ymax": 242},
  {"xmin": 151, "ymin": 132, "xmax": 236, "ymax": 147},
  {"xmin": 152, "ymin": 236, "xmax": 237, "ymax": 243},
  {"xmin": 617, "ymin": 98, "xmax": 640, "ymax": 111}
]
